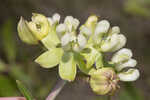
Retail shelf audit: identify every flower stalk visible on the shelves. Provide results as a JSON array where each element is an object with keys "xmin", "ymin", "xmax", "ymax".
[{"xmin": 46, "ymin": 79, "xmax": 67, "ymax": 100}]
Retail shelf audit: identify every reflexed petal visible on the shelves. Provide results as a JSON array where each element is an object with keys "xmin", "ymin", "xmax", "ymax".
[
  {"xmin": 64, "ymin": 16, "xmax": 74, "ymax": 32},
  {"xmin": 77, "ymin": 34, "xmax": 87, "ymax": 49},
  {"xmin": 80, "ymin": 25, "xmax": 92, "ymax": 36},
  {"xmin": 111, "ymin": 34, "xmax": 127, "ymax": 52},
  {"xmin": 47, "ymin": 17, "xmax": 53, "ymax": 26},
  {"xmin": 73, "ymin": 18, "xmax": 80, "ymax": 30},
  {"xmin": 118, "ymin": 69, "xmax": 140, "ymax": 81},
  {"xmin": 52, "ymin": 13, "xmax": 60, "ymax": 24},
  {"xmin": 111, "ymin": 48, "xmax": 132, "ymax": 63},
  {"xmin": 116, "ymin": 59, "xmax": 137, "ymax": 71},
  {"xmin": 101, "ymin": 34, "xmax": 119, "ymax": 52},
  {"xmin": 61, "ymin": 33, "xmax": 71, "ymax": 46},
  {"xmin": 56, "ymin": 24, "xmax": 66, "ymax": 33},
  {"xmin": 95, "ymin": 20, "xmax": 110, "ymax": 36}
]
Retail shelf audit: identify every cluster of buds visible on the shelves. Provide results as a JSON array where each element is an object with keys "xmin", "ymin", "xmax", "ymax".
[{"xmin": 17, "ymin": 13, "xmax": 140, "ymax": 95}]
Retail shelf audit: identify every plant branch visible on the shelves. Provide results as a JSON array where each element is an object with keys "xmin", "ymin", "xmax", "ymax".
[{"xmin": 46, "ymin": 79, "xmax": 67, "ymax": 100}]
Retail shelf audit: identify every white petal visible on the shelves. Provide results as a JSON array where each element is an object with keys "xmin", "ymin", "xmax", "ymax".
[
  {"xmin": 61, "ymin": 33, "xmax": 71, "ymax": 46},
  {"xmin": 77, "ymin": 34, "xmax": 87, "ymax": 49},
  {"xmin": 116, "ymin": 59, "xmax": 137, "ymax": 71},
  {"xmin": 56, "ymin": 24, "xmax": 66, "ymax": 33},
  {"xmin": 73, "ymin": 18, "xmax": 80, "ymax": 30},
  {"xmin": 64, "ymin": 16, "xmax": 74, "ymax": 32},
  {"xmin": 111, "ymin": 34, "xmax": 127, "ymax": 52},
  {"xmin": 111, "ymin": 48, "xmax": 132, "ymax": 63},
  {"xmin": 101, "ymin": 34, "xmax": 119, "ymax": 52},
  {"xmin": 111, "ymin": 26, "xmax": 120, "ymax": 34},
  {"xmin": 52, "ymin": 13, "xmax": 60, "ymax": 23},
  {"xmin": 47, "ymin": 17, "xmax": 53, "ymax": 26},
  {"xmin": 80, "ymin": 25, "xmax": 92, "ymax": 36},
  {"xmin": 95, "ymin": 20, "xmax": 110, "ymax": 36},
  {"xmin": 118, "ymin": 69, "xmax": 140, "ymax": 81}
]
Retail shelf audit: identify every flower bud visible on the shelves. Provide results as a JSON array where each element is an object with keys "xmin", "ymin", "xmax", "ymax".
[
  {"xmin": 111, "ymin": 48, "xmax": 132, "ymax": 64},
  {"xmin": 115, "ymin": 59, "xmax": 137, "ymax": 71},
  {"xmin": 17, "ymin": 17, "xmax": 38, "ymax": 45},
  {"xmin": 118, "ymin": 69, "xmax": 140, "ymax": 81},
  {"xmin": 85, "ymin": 15, "xmax": 98, "ymax": 32},
  {"xmin": 90, "ymin": 68, "xmax": 119, "ymax": 95},
  {"xmin": 28, "ymin": 13, "xmax": 50, "ymax": 40},
  {"xmin": 95, "ymin": 20, "xmax": 110, "ymax": 36}
]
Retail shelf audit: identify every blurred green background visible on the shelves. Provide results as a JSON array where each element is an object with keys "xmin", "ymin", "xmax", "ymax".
[{"xmin": 0, "ymin": 0, "xmax": 149, "ymax": 100}]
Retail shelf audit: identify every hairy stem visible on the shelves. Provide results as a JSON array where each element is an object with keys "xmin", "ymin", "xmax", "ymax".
[{"xmin": 46, "ymin": 79, "xmax": 67, "ymax": 100}]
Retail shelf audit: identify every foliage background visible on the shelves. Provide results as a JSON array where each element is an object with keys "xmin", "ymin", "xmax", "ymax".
[{"xmin": 0, "ymin": 0, "xmax": 150, "ymax": 100}]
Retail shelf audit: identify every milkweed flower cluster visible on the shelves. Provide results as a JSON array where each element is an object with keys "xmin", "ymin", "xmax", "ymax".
[{"xmin": 17, "ymin": 13, "xmax": 140, "ymax": 95}]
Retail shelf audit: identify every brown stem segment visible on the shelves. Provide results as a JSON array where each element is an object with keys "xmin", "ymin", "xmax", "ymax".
[{"xmin": 46, "ymin": 79, "xmax": 67, "ymax": 100}]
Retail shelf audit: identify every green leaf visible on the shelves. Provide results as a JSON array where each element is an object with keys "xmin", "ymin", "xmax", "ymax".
[
  {"xmin": 16, "ymin": 80, "xmax": 34, "ymax": 100},
  {"xmin": 41, "ymin": 30, "xmax": 60, "ymax": 50},
  {"xmin": 73, "ymin": 52, "xmax": 93, "ymax": 75},
  {"xmin": 1, "ymin": 19, "xmax": 17, "ymax": 62},
  {"xmin": 81, "ymin": 47, "xmax": 102, "ymax": 68},
  {"xmin": 35, "ymin": 48, "xmax": 63, "ymax": 68},
  {"xmin": 59, "ymin": 52, "xmax": 76, "ymax": 81}
]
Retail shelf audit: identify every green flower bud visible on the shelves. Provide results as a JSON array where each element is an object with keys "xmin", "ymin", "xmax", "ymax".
[
  {"xmin": 28, "ymin": 13, "xmax": 50, "ymax": 40},
  {"xmin": 17, "ymin": 17, "xmax": 38, "ymax": 45},
  {"xmin": 17, "ymin": 13, "xmax": 50, "ymax": 45},
  {"xmin": 90, "ymin": 68, "xmax": 119, "ymax": 95}
]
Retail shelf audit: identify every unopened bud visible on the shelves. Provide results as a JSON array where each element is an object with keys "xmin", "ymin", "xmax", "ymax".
[
  {"xmin": 17, "ymin": 17, "xmax": 38, "ymax": 45},
  {"xmin": 28, "ymin": 13, "xmax": 50, "ymax": 40},
  {"xmin": 90, "ymin": 68, "xmax": 119, "ymax": 95}
]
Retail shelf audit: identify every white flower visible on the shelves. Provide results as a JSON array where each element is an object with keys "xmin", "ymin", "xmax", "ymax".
[
  {"xmin": 80, "ymin": 25, "xmax": 92, "ymax": 37},
  {"xmin": 111, "ymin": 48, "xmax": 132, "ymax": 63},
  {"xmin": 118, "ymin": 69, "xmax": 140, "ymax": 81},
  {"xmin": 95, "ymin": 20, "xmax": 110, "ymax": 36},
  {"xmin": 77, "ymin": 34, "xmax": 87, "ymax": 49},
  {"xmin": 64, "ymin": 16, "xmax": 80, "ymax": 32},
  {"xmin": 101, "ymin": 34, "xmax": 119, "ymax": 52},
  {"xmin": 115, "ymin": 59, "xmax": 137, "ymax": 71}
]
